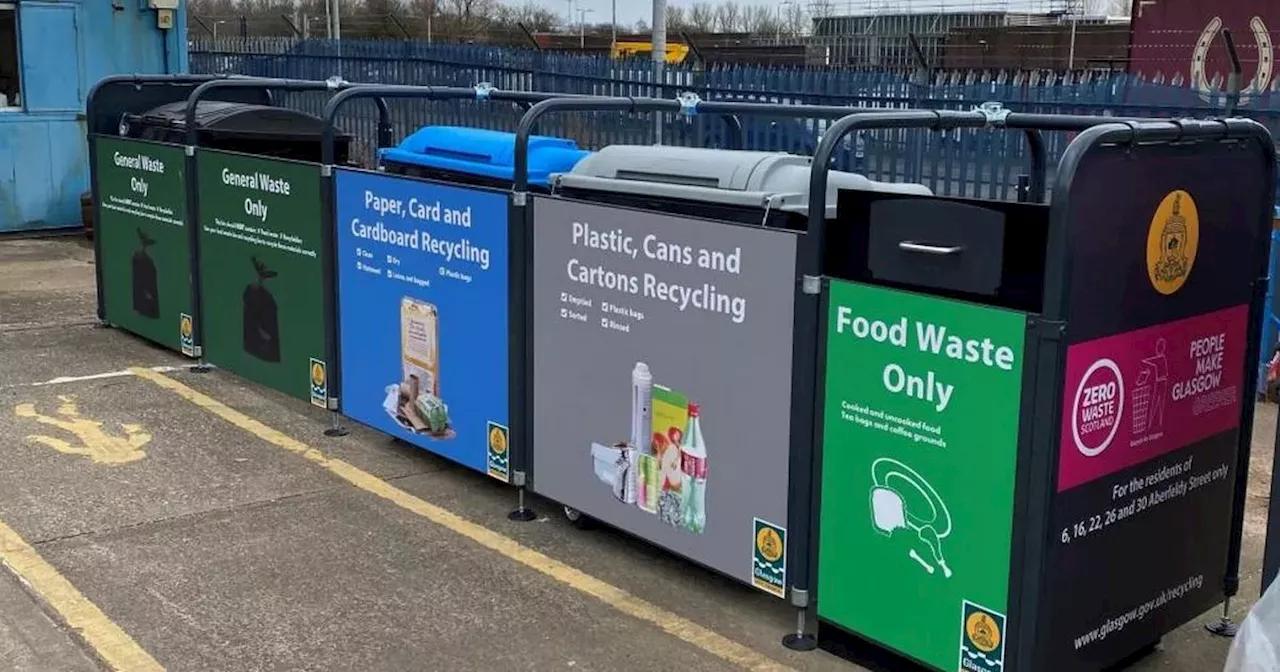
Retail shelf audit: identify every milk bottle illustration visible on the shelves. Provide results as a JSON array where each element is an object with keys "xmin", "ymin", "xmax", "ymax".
[
  {"xmin": 630, "ymin": 362, "xmax": 655, "ymax": 511},
  {"xmin": 680, "ymin": 403, "xmax": 707, "ymax": 534}
]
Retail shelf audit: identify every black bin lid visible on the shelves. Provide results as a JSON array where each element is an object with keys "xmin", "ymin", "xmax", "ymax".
[{"xmin": 130, "ymin": 101, "xmax": 351, "ymax": 143}]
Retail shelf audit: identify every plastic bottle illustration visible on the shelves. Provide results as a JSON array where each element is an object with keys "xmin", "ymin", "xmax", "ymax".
[
  {"xmin": 680, "ymin": 402, "xmax": 707, "ymax": 534},
  {"xmin": 630, "ymin": 362, "xmax": 653, "ymax": 510}
]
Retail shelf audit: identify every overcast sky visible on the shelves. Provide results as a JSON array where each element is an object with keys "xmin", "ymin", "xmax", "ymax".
[{"xmin": 519, "ymin": 0, "xmax": 1074, "ymax": 28}]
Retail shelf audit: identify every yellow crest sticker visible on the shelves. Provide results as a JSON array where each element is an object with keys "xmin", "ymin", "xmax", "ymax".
[
  {"xmin": 958, "ymin": 600, "xmax": 1006, "ymax": 672},
  {"xmin": 755, "ymin": 526, "xmax": 784, "ymax": 563},
  {"xmin": 1146, "ymin": 190, "xmax": 1199, "ymax": 296},
  {"xmin": 488, "ymin": 425, "xmax": 507, "ymax": 455},
  {"xmin": 965, "ymin": 611, "xmax": 1001, "ymax": 653},
  {"xmin": 486, "ymin": 421, "xmax": 510, "ymax": 482},
  {"xmin": 751, "ymin": 518, "xmax": 787, "ymax": 598},
  {"xmin": 179, "ymin": 313, "xmax": 196, "ymax": 357},
  {"xmin": 308, "ymin": 358, "xmax": 327, "ymax": 409}
]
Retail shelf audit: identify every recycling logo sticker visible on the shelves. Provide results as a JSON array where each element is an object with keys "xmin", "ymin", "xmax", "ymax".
[{"xmin": 958, "ymin": 600, "xmax": 1006, "ymax": 672}]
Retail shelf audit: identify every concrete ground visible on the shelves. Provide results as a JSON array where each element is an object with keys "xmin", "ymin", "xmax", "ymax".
[{"xmin": 0, "ymin": 235, "xmax": 1272, "ymax": 672}]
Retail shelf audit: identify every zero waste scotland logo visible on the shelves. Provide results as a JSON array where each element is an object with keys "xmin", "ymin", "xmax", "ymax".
[
  {"xmin": 958, "ymin": 600, "xmax": 1006, "ymax": 672},
  {"xmin": 752, "ymin": 518, "xmax": 787, "ymax": 598},
  {"xmin": 309, "ymin": 358, "xmax": 328, "ymax": 408},
  {"xmin": 487, "ymin": 421, "xmax": 510, "ymax": 482}
]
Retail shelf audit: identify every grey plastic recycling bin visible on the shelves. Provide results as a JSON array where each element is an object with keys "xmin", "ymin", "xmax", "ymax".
[
  {"xmin": 552, "ymin": 145, "xmax": 932, "ymax": 229},
  {"xmin": 551, "ymin": 145, "xmax": 933, "ymax": 277},
  {"xmin": 525, "ymin": 144, "xmax": 935, "ymax": 602}
]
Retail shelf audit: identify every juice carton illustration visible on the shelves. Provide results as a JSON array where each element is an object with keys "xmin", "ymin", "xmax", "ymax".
[
  {"xmin": 401, "ymin": 297, "xmax": 439, "ymax": 398},
  {"xmin": 651, "ymin": 384, "xmax": 689, "ymax": 528}
]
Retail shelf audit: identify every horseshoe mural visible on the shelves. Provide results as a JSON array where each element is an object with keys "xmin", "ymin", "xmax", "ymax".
[{"xmin": 1191, "ymin": 15, "xmax": 1274, "ymax": 105}]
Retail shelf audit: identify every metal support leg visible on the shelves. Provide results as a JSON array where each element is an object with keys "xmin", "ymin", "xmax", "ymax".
[
  {"xmin": 508, "ymin": 487, "xmax": 537, "ymax": 522},
  {"xmin": 1205, "ymin": 597, "xmax": 1239, "ymax": 637},
  {"xmin": 324, "ymin": 410, "xmax": 349, "ymax": 438},
  {"xmin": 782, "ymin": 607, "xmax": 817, "ymax": 651},
  {"xmin": 782, "ymin": 589, "xmax": 816, "ymax": 651}
]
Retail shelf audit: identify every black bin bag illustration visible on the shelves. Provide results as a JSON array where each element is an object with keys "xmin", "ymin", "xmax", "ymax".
[
  {"xmin": 242, "ymin": 256, "xmax": 281, "ymax": 362},
  {"xmin": 132, "ymin": 228, "xmax": 160, "ymax": 319}
]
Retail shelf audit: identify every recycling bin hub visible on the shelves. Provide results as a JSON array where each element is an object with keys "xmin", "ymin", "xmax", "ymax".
[
  {"xmin": 191, "ymin": 101, "xmax": 354, "ymax": 405},
  {"xmin": 812, "ymin": 121, "xmax": 1276, "ymax": 672},
  {"xmin": 526, "ymin": 144, "xmax": 931, "ymax": 601},
  {"xmin": 330, "ymin": 126, "xmax": 587, "ymax": 483},
  {"xmin": 380, "ymin": 125, "xmax": 589, "ymax": 192}
]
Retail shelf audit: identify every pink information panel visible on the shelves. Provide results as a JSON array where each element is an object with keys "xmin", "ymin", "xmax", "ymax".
[{"xmin": 1057, "ymin": 304, "xmax": 1248, "ymax": 492}]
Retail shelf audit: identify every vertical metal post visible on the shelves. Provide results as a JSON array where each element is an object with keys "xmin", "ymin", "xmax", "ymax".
[
  {"xmin": 1067, "ymin": 15, "xmax": 1077, "ymax": 70},
  {"xmin": 651, "ymin": 0, "xmax": 667, "ymax": 144}
]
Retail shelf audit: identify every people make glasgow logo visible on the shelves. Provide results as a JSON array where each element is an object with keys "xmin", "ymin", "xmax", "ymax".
[{"xmin": 1192, "ymin": 15, "xmax": 1275, "ymax": 106}]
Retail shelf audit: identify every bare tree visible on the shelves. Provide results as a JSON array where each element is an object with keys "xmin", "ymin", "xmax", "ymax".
[
  {"xmin": 783, "ymin": 2, "xmax": 807, "ymax": 36},
  {"xmin": 715, "ymin": 1, "xmax": 741, "ymax": 33},
  {"xmin": 664, "ymin": 4, "xmax": 688, "ymax": 32},
  {"xmin": 688, "ymin": 2, "xmax": 716, "ymax": 33},
  {"xmin": 494, "ymin": 0, "xmax": 556, "ymax": 31},
  {"xmin": 741, "ymin": 4, "xmax": 780, "ymax": 35},
  {"xmin": 808, "ymin": 0, "xmax": 835, "ymax": 16},
  {"xmin": 437, "ymin": 0, "xmax": 496, "ymax": 38}
]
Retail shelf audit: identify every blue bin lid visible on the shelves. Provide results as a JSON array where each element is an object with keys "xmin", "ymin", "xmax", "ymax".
[{"xmin": 379, "ymin": 126, "xmax": 589, "ymax": 187}]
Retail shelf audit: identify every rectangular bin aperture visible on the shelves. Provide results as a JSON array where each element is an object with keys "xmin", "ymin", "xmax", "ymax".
[{"xmin": 333, "ymin": 126, "xmax": 588, "ymax": 481}]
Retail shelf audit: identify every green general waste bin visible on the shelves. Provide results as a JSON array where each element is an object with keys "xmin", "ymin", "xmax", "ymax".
[
  {"xmin": 87, "ymin": 75, "xmax": 273, "ymax": 358},
  {"xmin": 812, "ymin": 119, "xmax": 1276, "ymax": 672},
  {"xmin": 184, "ymin": 100, "xmax": 355, "ymax": 406}
]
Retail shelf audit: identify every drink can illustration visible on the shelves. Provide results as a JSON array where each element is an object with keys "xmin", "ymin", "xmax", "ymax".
[
  {"xmin": 401, "ymin": 297, "xmax": 440, "ymax": 398},
  {"xmin": 638, "ymin": 454, "xmax": 659, "ymax": 513}
]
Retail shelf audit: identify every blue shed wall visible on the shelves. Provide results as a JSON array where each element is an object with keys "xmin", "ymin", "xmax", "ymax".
[{"xmin": 0, "ymin": 0, "xmax": 187, "ymax": 232}]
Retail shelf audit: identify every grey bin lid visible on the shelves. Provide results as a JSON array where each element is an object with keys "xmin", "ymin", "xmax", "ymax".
[{"xmin": 552, "ymin": 145, "xmax": 932, "ymax": 218}]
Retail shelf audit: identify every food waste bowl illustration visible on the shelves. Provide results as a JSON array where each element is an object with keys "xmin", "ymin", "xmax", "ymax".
[
  {"xmin": 525, "ymin": 138, "xmax": 933, "ymax": 601},
  {"xmin": 810, "ymin": 117, "xmax": 1276, "ymax": 672}
]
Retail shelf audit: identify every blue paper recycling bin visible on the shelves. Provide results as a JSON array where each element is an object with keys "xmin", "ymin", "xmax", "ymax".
[{"xmin": 379, "ymin": 126, "xmax": 590, "ymax": 191}]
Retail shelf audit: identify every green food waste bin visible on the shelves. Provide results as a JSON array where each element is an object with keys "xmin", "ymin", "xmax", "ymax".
[{"xmin": 811, "ymin": 117, "xmax": 1277, "ymax": 672}]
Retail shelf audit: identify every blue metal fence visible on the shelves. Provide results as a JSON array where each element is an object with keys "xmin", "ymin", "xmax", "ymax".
[{"xmin": 189, "ymin": 37, "xmax": 1280, "ymax": 201}]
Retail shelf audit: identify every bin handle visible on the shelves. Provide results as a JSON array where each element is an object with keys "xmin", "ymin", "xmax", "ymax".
[{"xmin": 898, "ymin": 241, "xmax": 964, "ymax": 256}]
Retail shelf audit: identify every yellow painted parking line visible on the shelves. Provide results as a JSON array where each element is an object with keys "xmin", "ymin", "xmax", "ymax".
[
  {"xmin": 132, "ymin": 367, "xmax": 795, "ymax": 672},
  {"xmin": 0, "ymin": 519, "xmax": 163, "ymax": 672}
]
